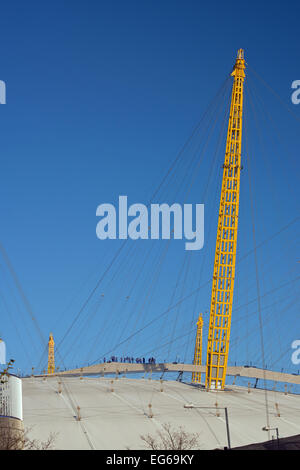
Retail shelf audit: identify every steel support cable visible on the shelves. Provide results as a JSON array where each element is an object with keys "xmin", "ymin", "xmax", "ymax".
[
  {"xmin": 124, "ymin": 322, "xmax": 179, "ymax": 357},
  {"xmin": 54, "ymin": 202, "xmax": 156, "ymax": 364},
  {"xmin": 154, "ymin": 76, "xmax": 232, "ymax": 205},
  {"xmin": 171, "ymin": 97, "xmax": 298, "ymax": 372},
  {"xmin": 144, "ymin": 324, "xmax": 198, "ymax": 359},
  {"xmin": 151, "ymin": 113, "xmax": 210, "ymax": 356},
  {"xmin": 0, "ymin": 245, "xmax": 69, "ymax": 373},
  {"xmin": 245, "ymin": 78, "xmax": 297, "ymax": 222},
  {"xmin": 181, "ymin": 85, "xmax": 231, "ymax": 205},
  {"xmin": 232, "ymin": 276, "xmax": 300, "ymax": 316},
  {"xmin": 61, "ymin": 77, "xmax": 296, "ymax": 368},
  {"xmin": 66, "ymin": 295, "xmax": 106, "ymax": 365},
  {"xmin": 64, "ymin": 239, "xmax": 139, "ymax": 364},
  {"xmin": 149, "ymin": 321, "xmax": 197, "ymax": 404},
  {"xmin": 91, "ymin": 278, "xmax": 212, "ymax": 364},
  {"xmin": 106, "ymin": 81, "xmax": 232, "ymax": 362},
  {"xmin": 88, "ymin": 239, "xmax": 169, "ymax": 362},
  {"xmin": 234, "ymin": 230, "xmax": 300, "ymax": 298},
  {"xmin": 232, "ymin": 242, "xmax": 300, "ymax": 337},
  {"xmin": 117, "ymin": 233, "xmax": 186, "ymax": 357},
  {"xmin": 0, "ymin": 263, "xmax": 38, "ymax": 361},
  {"xmin": 62, "ymin": 85, "xmax": 246, "ymax": 368},
  {"xmin": 166, "ymin": 253, "xmax": 192, "ymax": 361},
  {"xmin": 112, "ymin": 245, "xmax": 164, "ymax": 348},
  {"xmin": 244, "ymin": 105, "xmax": 270, "ymax": 431},
  {"xmin": 183, "ymin": 167, "xmax": 221, "ymax": 363},
  {"xmin": 151, "ymin": 82, "xmax": 231, "ymax": 364},
  {"xmin": 0, "ymin": 284, "xmax": 32, "ymax": 365},
  {"xmin": 113, "ymin": 236, "xmax": 174, "ymax": 362},
  {"xmin": 127, "ymin": 239, "xmax": 173, "ymax": 354},
  {"xmin": 154, "ymin": 254, "xmax": 187, "ymax": 352},
  {"xmin": 269, "ymin": 336, "xmax": 300, "ymax": 370},
  {"xmin": 142, "ymin": 315, "xmax": 198, "ymax": 355},
  {"xmin": 55, "ymin": 239, "xmax": 128, "ymax": 353},
  {"xmin": 164, "ymin": 104, "xmax": 297, "ymax": 366},
  {"xmin": 59, "ymin": 376, "xmax": 95, "ymax": 449},
  {"xmin": 237, "ymin": 155, "xmax": 251, "ymax": 365},
  {"xmin": 183, "ymin": 90, "xmax": 231, "ymax": 363},
  {"xmin": 237, "ymin": 216, "xmax": 299, "ymax": 265},
  {"xmin": 84, "ymin": 242, "xmax": 157, "ymax": 363},
  {"xmin": 244, "ymin": 81, "xmax": 297, "ymax": 371},
  {"xmin": 89, "ymin": 227, "xmax": 170, "ymax": 360},
  {"xmin": 132, "ymin": 226, "xmax": 299, "ymax": 346},
  {"xmin": 247, "ymin": 267, "xmax": 300, "ymax": 364},
  {"xmin": 51, "ymin": 246, "xmax": 112, "ymax": 334},
  {"xmin": 117, "ymin": 244, "xmax": 170, "ymax": 357},
  {"xmin": 146, "ymin": 317, "xmax": 197, "ymax": 359},
  {"xmin": 166, "ymin": 79, "xmax": 231, "ymax": 205},
  {"xmin": 247, "ymin": 65, "xmax": 300, "ymax": 124},
  {"xmin": 241, "ymin": 297, "xmax": 300, "ymax": 371},
  {"xmin": 149, "ymin": 75, "xmax": 232, "ymax": 203},
  {"xmin": 41, "ymin": 240, "xmax": 134, "ymax": 371},
  {"xmin": 109, "ymin": 138, "xmax": 205, "ymax": 354},
  {"xmin": 232, "ymin": 254, "xmax": 240, "ymax": 366},
  {"xmin": 78, "ymin": 79, "xmax": 232, "ymax": 358},
  {"xmin": 118, "ymin": 244, "xmax": 170, "ymax": 357},
  {"xmin": 168, "ymin": 125, "xmax": 300, "ymax": 327},
  {"xmin": 149, "ymin": 163, "xmax": 207, "ymax": 361},
  {"xmin": 231, "ymin": 285, "xmax": 300, "ymax": 328},
  {"xmin": 246, "ymin": 75, "xmax": 299, "ymax": 201},
  {"xmin": 148, "ymin": 323, "xmax": 200, "ymax": 406},
  {"xmin": 261, "ymin": 316, "xmax": 299, "ymax": 370},
  {"xmin": 229, "ymin": 293, "xmax": 300, "ymax": 363},
  {"xmin": 69, "ymin": 207, "xmax": 170, "ymax": 363},
  {"xmin": 157, "ymin": 94, "xmax": 230, "ymax": 352},
  {"xmin": 130, "ymin": 322, "xmax": 198, "ymax": 407},
  {"xmin": 92, "ymin": 270, "xmax": 300, "ymax": 366},
  {"xmin": 0, "ymin": 243, "xmax": 46, "ymax": 347},
  {"xmin": 244, "ymin": 81, "xmax": 300, "ymax": 301},
  {"xmin": 55, "ymin": 75, "xmax": 232, "ymax": 356},
  {"xmin": 154, "ymin": 254, "xmax": 188, "ymax": 361},
  {"xmin": 103, "ymin": 76, "xmax": 228, "ymax": 338},
  {"xmin": 231, "ymin": 234, "xmax": 300, "ymax": 320},
  {"xmin": 244, "ymin": 87, "xmax": 299, "ymax": 385},
  {"xmin": 178, "ymin": 83, "xmax": 231, "ymax": 351},
  {"xmin": 247, "ymin": 71, "xmax": 299, "ymax": 145}
]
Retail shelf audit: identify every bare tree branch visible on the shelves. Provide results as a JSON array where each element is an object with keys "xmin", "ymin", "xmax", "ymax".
[
  {"xmin": 0, "ymin": 425, "xmax": 57, "ymax": 450},
  {"xmin": 141, "ymin": 422, "xmax": 200, "ymax": 450}
]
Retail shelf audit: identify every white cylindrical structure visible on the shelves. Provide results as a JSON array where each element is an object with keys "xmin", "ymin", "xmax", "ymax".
[{"xmin": 0, "ymin": 374, "xmax": 23, "ymax": 421}]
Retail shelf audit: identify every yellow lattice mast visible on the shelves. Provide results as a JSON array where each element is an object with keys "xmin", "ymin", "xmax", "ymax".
[
  {"xmin": 47, "ymin": 333, "xmax": 55, "ymax": 375},
  {"xmin": 205, "ymin": 49, "xmax": 246, "ymax": 390},
  {"xmin": 192, "ymin": 314, "xmax": 203, "ymax": 384}
]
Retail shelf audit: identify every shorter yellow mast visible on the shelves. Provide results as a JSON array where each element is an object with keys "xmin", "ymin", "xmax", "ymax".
[
  {"xmin": 192, "ymin": 314, "xmax": 203, "ymax": 383},
  {"xmin": 47, "ymin": 333, "xmax": 55, "ymax": 375}
]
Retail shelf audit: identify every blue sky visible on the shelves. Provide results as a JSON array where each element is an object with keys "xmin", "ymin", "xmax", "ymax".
[{"xmin": 0, "ymin": 1, "xmax": 299, "ymax": 381}]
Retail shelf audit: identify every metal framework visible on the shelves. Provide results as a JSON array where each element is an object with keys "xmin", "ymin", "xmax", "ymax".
[
  {"xmin": 192, "ymin": 314, "xmax": 203, "ymax": 384},
  {"xmin": 205, "ymin": 49, "xmax": 246, "ymax": 390},
  {"xmin": 47, "ymin": 333, "xmax": 55, "ymax": 375}
]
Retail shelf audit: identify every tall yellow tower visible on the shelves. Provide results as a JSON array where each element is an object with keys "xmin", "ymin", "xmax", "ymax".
[
  {"xmin": 192, "ymin": 314, "xmax": 203, "ymax": 384},
  {"xmin": 47, "ymin": 333, "xmax": 55, "ymax": 375},
  {"xmin": 205, "ymin": 49, "xmax": 246, "ymax": 390}
]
